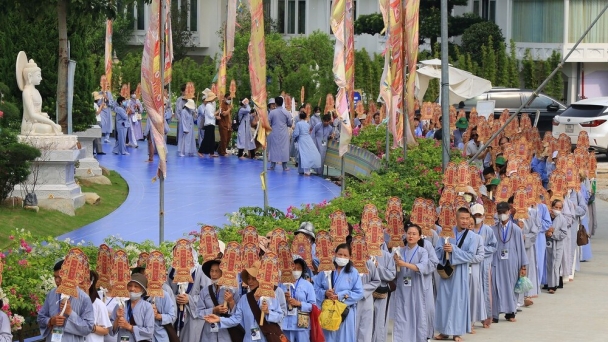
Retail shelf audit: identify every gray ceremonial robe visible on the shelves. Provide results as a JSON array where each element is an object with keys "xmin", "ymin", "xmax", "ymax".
[
  {"xmin": 146, "ymin": 287, "xmax": 177, "ymax": 342},
  {"xmin": 520, "ymin": 208, "xmax": 540, "ymax": 298},
  {"xmin": 236, "ymin": 105, "xmax": 256, "ymax": 151},
  {"xmin": 371, "ymin": 249, "xmax": 396, "ymax": 342},
  {"xmin": 309, "ymin": 113, "xmax": 321, "ymax": 132},
  {"xmin": 110, "ymin": 299, "xmax": 155, "ymax": 342},
  {"xmin": 472, "ymin": 224, "xmax": 497, "ymax": 320},
  {"xmin": 356, "ymin": 259, "xmax": 380, "ymax": 342},
  {"xmin": 312, "ymin": 122, "xmax": 333, "ymax": 175},
  {"xmin": 196, "ymin": 104, "xmax": 205, "ymax": 148},
  {"xmin": 491, "ymin": 221, "xmax": 528, "ymax": 319},
  {"xmin": 547, "ymin": 214, "xmax": 568, "ymax": 288},
  {"xmin": 99, "ymin": 91, "xmax": 114, "ymax": 135},
  {"xmin": 196, "ymin": 284, "xmax": 239, "ymax": 342},
  {"xmin": 179, "ymin": 108, "xmax": 197, "ymax": 155},
  {"xmin": 469, "ymin": 233, "xmax": 486, "ymax": 323},
  {"xmin": 175, "ymin": 96, "xmax": 186, "ymax": 150},
  {"xmin": 38, "ymin": 288, "xmax": 95, "ymax": 342},
  {"xmin": 421, "ymin": 239, "xmax": 438, "ymax": 339},
  {"xmin": 267, "ymin": 106, "xmax": 293, "ymax": 163}
]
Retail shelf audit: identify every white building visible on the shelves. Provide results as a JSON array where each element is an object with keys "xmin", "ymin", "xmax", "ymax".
[{"xmin": 454, "ymin": 0, "xmax": 608, "ymax": 104}]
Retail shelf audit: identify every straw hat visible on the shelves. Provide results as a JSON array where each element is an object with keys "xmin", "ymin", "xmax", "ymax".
[
  {"xmin": 205, "ymin": 92, "xmax": 217, "ymax": 102},
  {"xmin": 185, "ymin": 99, "xmax": 196, "ymax": 110},
  {"xmin": 240, "ymin": 260, "xmax": 261, "ymax": 283}
]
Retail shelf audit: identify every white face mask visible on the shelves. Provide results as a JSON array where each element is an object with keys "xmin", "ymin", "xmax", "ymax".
[
  {"xmin": 131, "ymin": 94, "xmax": 136, "ymax": 99},
  {"xmin": 292, "ymin": 271, "xmax": 302, "ymax": 280},
  {"xmin": 499, "ymin": 213, "xmax": 510, "ymax": 222},
  {"xmin": 334, "ymin": 257, "xmax": 349, "ymax": 267},
  {"xmin": 225, "ymin": 100, "xmax": 232, "ymax": 104},
  {"xmin": 129, "ymin": 292, "xmax": 143, "ymax": 301},
  {"xmin": 553, "ymin": 210, "xmax": 562, "ymax": 216},
  {"xmin": 475, "ymin": 218, "xmax": 483, "ymax": 225}
]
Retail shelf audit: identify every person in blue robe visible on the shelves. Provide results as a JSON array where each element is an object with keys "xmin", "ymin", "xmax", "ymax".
[
  {"xmin": 434, "ymin": 207, "xmax": 481, "ymax": 341},
  {"xmin": 236, "ymin": 99, "xmax": 256, "ymax": 159},
  {"xmin": 546, "ymin": 199, "xmax": 569, "ymax": 293},
  {"xmin": 204, "ymin": 261, "xmax": 285, "ymax": 342},
  {"xmin": 563, "ymin": 186, "xmax": 587, "ymax": 279},
  {"xmin": 309, "ymin": 107, "xmax": 322, "ymax": 131},
  {"xmin": 531, "ymin": 154, "xmax": 548, "ymax": 188},
  {"xmin": 579, "ymin": 177, "xmax": 592, "ymax": 262},
  {"xmin": 470, "ymin": 203, "xmax": 497, "ymax": 328},
  {"xmin": 178, "ymin": 100, "xmax": 197, "ymax": 157},
  {"xmin": 313, "ymin": 243, "xmax": 364, "ymax": 342},
  {"xmin": 371, "ymin": 247, "xmax": 396, "ymax": 342},
  {"xmin": 279, "ymin": 258, "xmax": 316, "ymax": 342},
  {"xmin": 175, "ymin": 85, "xmax": 187, "ymax": 152},
  {"xmin": 355, "ymin": 258, "xmax": 380, "ymax": 342},
  {"xmin": 38, "ymin": 260, "xmax": 95, "ymax": 342},
  {"xmin": 490, "ymin": 202, "xmax": 528, "ymax": 323},
  {"xmin": 127, "ymin": 90, "xmax": 144, "ymax": 144},
  {"xmin": 518, "ymin": 205, "xmax": 540, "ymax": 304},
  {"xmin": 196, "ymin": 103, "xmax": 206, "ymax": 148},
  {"xmin": 110, "ymin": 274, "xmax": 155, "ymax": 342},
  {"xmin": 131, "ymin": 267, "xmax": 176, "ymax": 342},
  {"xmin": 267, "ymin": 97, "xmax": 293, "ymax": 170},
  {"xmin": 421, "ymin": 236, "xmax": 439, "ymax": 340},
  {"xmin": 312, "ymin": 114, "xmax": 334, "ymax": 176},
  {"xmin": 112, "ymin": 97, "xmax": 130, "ymax": 155},
  {"xmin": 293, "ymin": 112, "xmax": 321, "ymax": 175},
  {"xmin": 535, "ymin": 199, "xmax": 552, "ymax": 287},
  {"xmin": 392, "ymin": 225, "xmax": 434, "ymax": 342},
  {"xmin": 98, "ymin": 90, "xmax": 114, "ymax": 143}
]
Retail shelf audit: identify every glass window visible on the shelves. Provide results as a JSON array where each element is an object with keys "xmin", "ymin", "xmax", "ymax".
[
  {"xmin": 298, "ymin": 0, "xmax": 306, "ymax": 34},
  {"xmin": 525, "ymin": 95, "xmax": 553, "ymax": 109},
  {"xmin": 278, "ymin": 0, "xmax": 307, "ymax": 35},
  {"xmin": 490, "ymin": 93, "xmax": 522, "ymax": 109},
  {"xmin": 464, "ymin": 94, "xmax": 488, "ymax": 107},
  {"xmin": 473, "ymin": 0, "xmax": 480, "ymax": 16},
  {"xmin": 263, "ymin": 0, "xmax": 271, "ymax": 18},
  {"xmin": 288, "ymin": 0, "xmax": 296, "ymax": 34},
  {"xmin": 512, "ymin": 0, "xmax": 564, "ymax": 43},
  {"xmin": 278, "ymin": 0, "xmax": 285, "ymax": 34},
  {"xmin": 561, "ymin": 105, "xmax": 608, "ymax": 118},
  {"xmin": 489, "ymin": 0, "xmax": 496, "ymax": 22},
  {"xmin": 190, "ymin": 0, "xmax": 197, "ymax": 31},
  {"xmin": 569, "ymin": 0, "xmax": 608, "ymax": 43},
  {"xmin": 137, "ymin": 0, "xmax": 145, "ymax": 30}
]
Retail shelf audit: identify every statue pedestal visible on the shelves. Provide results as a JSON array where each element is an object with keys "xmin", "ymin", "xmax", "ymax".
[
  {"xmin": 13, "ymin": 135, "xmax": 86, "ymax": 216},
  {"xmin": 75, "ymin": 126, "xmax": 103, "ymax": 177}
]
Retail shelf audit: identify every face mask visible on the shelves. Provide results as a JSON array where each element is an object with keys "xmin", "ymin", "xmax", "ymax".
[
  {"xmin": 475, "ymin": 218, "xmax": 483, "ymax": 225},
  {"xmin": 226, "ymin": 100, "xmax": 232, "ymax": 104},
  {"xmin": 334, "ymin": 257, "xmax": 349, "ymax": 267},
  {"xmin": 499, "ymin": 213, "xmax": 510, "ymax": 222},
  {"xmin": 129, "ymin": 292, "xmax": 143, "ymax": 301},
  {"xmin": 553, "ymin": 210, "xmax": 562, "ymax": 216},
  {"xmin": 292, "ymin": 271, "xmax": 302, "ymax": 280},
  {"xmin": 131, "ymin": 94, "xmax": 136, "ymax": 99},
  {"xmin": 464, "ymin": 194, "xmax": 473, "ymax": 203}
]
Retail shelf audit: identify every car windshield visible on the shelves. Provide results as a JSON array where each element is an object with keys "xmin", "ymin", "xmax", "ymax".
[{"xmin": 560, "ymin": 104, "xmax": 608, "ymax": 118}]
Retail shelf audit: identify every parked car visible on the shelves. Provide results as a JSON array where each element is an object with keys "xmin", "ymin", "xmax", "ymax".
[
  {"xmin": 457, "ymin": 88, "xmax": 566, "ymax": 136},
  {"xmin": 552, "ymin": 97, "xmax": 608, "ymax": 152}
]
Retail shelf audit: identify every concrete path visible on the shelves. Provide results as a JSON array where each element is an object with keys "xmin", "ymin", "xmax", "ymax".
[{"xmin": 387, "ymin": 197, "xmax": 608, "ymax": 342}]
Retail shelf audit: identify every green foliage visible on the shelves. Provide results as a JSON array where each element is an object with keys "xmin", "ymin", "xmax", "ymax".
[
  {"xmin": 351, "ymin": 123, "xmax": 391, "ymax": 156},
  {"xmin": 354, "ymin": 49, "xmax": 384, "ymax": 108},
  {"xmin": 522, "ymin": 49, "xmax": 536, "ymax": 89},
  {"xmin": 546, "ymin": 51, "xmax": 564, "ymax": 101},
  {"xmin": 354, "ymin": 13, "xmax": 384, "ymax": 35},
  {"xmin": 507, "ymin": 40, "xmax": 520, "ymax": 88},
  {"xmin": 461, "ymin": 21, "xmax": 505, "ymax": 65},
  {"xmin": 420, "ymin": 1, "xmax": 481, "ymax": 54},
  {"xmin": 481, "ymin": 36, "xmax": 497, "ymax": 86},
  {"xmin": 496, "ymin": 41, "xmax": 509, "ymax": 87},
  {"xmin": 0, "ymin": 130, "xmax": 41, "ymax": 202},
  {"xmin": 0, "ymin": 101, "xmax": 20, "ymax": 131}
]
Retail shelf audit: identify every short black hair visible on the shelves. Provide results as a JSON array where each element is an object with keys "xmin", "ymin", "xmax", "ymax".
[
  {"xmin": 181, "ymin": 84, "xmax": 187, "ymax": 92},
  {"xmin": 54, "ymin": 260, "xmax": 64, "ymax": 272},
  {"xmin": 117, "ymin": 96, "xmax": 126, "ymax": 105},
  {"xmin": 322, "ymin": 114, "xmax": 332, "ymax": 122},
  {"xmin": 373, "ymin": 113, "xmax": 380, "ymax": 118},
  {"xmin": 131, "ymin": 267, "xmax": 146, "ymax": 275},
  {"xmin": 482, "ymin": 166, "xmax": 495, "ymax": 176},
  {"xmin": 334, "ymin": 243, "xmax": 353, "ymax": 273},
  {"xmin": 314, "ymin": 106, "xmax": 321, "ymax": 112},
  {"xmin": 130, "ymin": 89, "xmax": 136, "ymax": 95},
  {"xmin": 299, "ymin": 111, "xmax": 307, "ymax": 120},
  {"xmin": 275, "ymin": 96, "xmax": 284, "ymax": 107}
]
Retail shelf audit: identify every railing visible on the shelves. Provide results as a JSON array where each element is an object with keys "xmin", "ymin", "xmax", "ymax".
[{"xmin": 324, "ymin": 140, "xmax": 383, "ymax": 179}]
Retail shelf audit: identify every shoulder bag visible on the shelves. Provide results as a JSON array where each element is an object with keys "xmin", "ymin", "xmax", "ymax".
[{"xmin": 436, "ymin": 229, "xmax": 469, "ymax": 279}]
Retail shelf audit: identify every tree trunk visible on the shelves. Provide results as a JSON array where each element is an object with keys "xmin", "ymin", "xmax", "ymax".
[{"xmin": 57, "ymin": 0, "xmax": 69, "ymax": 134}]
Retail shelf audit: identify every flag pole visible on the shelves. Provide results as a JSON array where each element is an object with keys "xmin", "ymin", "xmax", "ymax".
[
  {"xmin": 440, "ymin": 0, "xmax": 450, "ymax": 172},
  {"xmin": 385, "ymin": 5, "xmax": 391, "ymax": 163},
  {"xmin": 401, "ymin": 0, "xmax": 407, "ymax": 160},
  {"xmin": 159, "ymin": 0, "xmax": 166, "ymax": 244}
]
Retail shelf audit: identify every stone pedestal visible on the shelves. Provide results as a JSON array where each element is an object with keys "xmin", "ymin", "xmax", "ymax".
[
  {"xmin": 75, "ymin": 125, "xmax": 103, "ymax": 177},
  {"xmin": 13, "ymin": 135, "xmax": 86, "ymax": 215}
]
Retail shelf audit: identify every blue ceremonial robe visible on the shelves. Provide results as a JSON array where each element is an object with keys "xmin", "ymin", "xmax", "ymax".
[
  {"xmin": 435, "ymin": 228, "xmax": 481, "ymax": 336},
  {"xmin": 421, "ymin": 238, "xmax": 438, "ymax": 339},
  {"xmin": 472, "ymin": 224, "xmax": 497, "ymax": 320},
  {"xmin": 38, "ymin": 288, "xmax": 95, "ymax": 342},
  {"xmin": 98, "ymin": 91, "xmax": 114, "ymax": 135},
  {"xmin": 110, "ymin": 299, "xmax": 155, "ymax": 342},
  {"xmin": 468, "ymin": 233, "xmax": 486, "ymax": 323},
  {"xmin": 267, "ymin": 107, "xmax": 293, "ymax": 163},
  {"xmin": 279, "ymin": 278, "xmax": 316, "ymax": 342},
  {"xmin": 293, "ymin": 120, "xmax": 321, "ymax": 172},
  {"xmin": 547, "ymin": 214, "xmax": 568, "ymax": 288},
  {"xmin": 112, "ymin": 104, "xmax": 130, "ymax": 155},
  {"xmin": 236, "ymin": 105, "xmax": 256, "ymax": 151},
  {"xmin": 309, "ymin": 114, "xmax": 321, "ymax": 131},
  {"xmin": 312, "ymin": 123, "xmax": 333, "ymax": 175},
  {"xmin": 179, "ymin": 108, "xmax": 197, "ymax": 156},
  {"xmin": 579, "ymin": 181, "xmax": 592, "ymax": 261},
  {"xmin": 535, "ymin": 203, "xmax": 551, "ymax": 285},
  {"xmin": 371, "ymin": 249, "xmax": 396, "ymax": 342},
  {"xmin": 196, "ymin": 284, "xmax": 240, "ymax": 342},
  {"xmin": 218, "ymin": 289, "xmax": 284, "ymax": 342},
  {"xmin": 356, "ymin": 259, "xmax": 380, "ymax": 342},
  {"xmin": 314, "ymin": 266, "xmax": 364, "ymax": 342},
  {"xmin": 146, "ymin": 288, "xmax": 177, "ymax": 342}
]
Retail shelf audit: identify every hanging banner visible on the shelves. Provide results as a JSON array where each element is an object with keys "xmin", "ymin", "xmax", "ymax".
[
  {"xmin": 104, "ymin": 20, "xmax": 113, "ymax": 90},
  {"xmin": 249, "ymin": 0, "xmax": 271, "ymax": 147}
]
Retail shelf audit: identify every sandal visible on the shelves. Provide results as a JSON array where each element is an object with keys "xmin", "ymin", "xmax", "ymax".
[
  {"xmin": 524, "ymin": 297, "xmax": 534, "ymax": 306},
  {"xmin": 453, "ymin": 336, "xmax": 463, "ymax": 342},
  {"xmin": 434, "ymin": 334, "xmax": 450, "ymax": 340}
]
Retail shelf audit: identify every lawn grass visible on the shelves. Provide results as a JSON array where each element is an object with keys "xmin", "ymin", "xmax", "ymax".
[{"xmin": 0, "ymin": 171, "xmax": 128, "ymax": 241}]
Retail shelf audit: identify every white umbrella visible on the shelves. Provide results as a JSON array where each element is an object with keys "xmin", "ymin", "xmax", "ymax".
[{"xmin": 415, "ymin": 59, "xmax": 493, "ymax": 105}]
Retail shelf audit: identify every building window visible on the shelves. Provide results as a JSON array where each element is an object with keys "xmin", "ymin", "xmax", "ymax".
[
  {"xmin": 569, "ymin": 0, "xmax": 608, "ymax": 43},
  {"xmin": 136, "ymin": 0, "xmax": 145, "ymax": 30},
  {"xmin": 189, "ymin": 0, "xmax": 197, "ymax": 31},
  {"xmin": 263, "ymin": 0, "xmax": 271, "ymax": 18},
  {"xmin": 512, "ymin": 0, "xmax": 564, "ymax": 43},
  {"xmin": 481, "ymin": 0, "xmax": 495, "ymax": 22},
  {"xmin": 473, "ymin": 0, "xmax": 480, "ymax": 16},
  {"xmin": 278, "ymin": 0, "xmax": 306, "ymax": 34}
]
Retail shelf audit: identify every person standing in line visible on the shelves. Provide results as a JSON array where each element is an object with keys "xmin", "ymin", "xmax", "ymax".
[
  {"xmin": 92, "ymin": 92, "xmax": 105, "ymax": 155},
  {"xmin": 491, "ymin": 202, "xmax": 528, "ymax": 323},
  {"xmin": 129, "ymin": 89, "xmax": 145, "ymax": 142},
  {"xmin": 110, "ymin": 274, "xmax": 155, "ymax": 342},
  {"xmin": 98, "ymin": 88, "xmax": 114, "ymax": 143},
  {"xmin": 355, "ymin": 255, "xmax": 380, "ymax": 342},
  {"xmin": 453, "ymin": 117, "xmax": 468, "ymax": 150},
  {"xmin": 309, "ymin": 106, "xmax": 322, "ymax": 132},
  {"xmin": 196, "ymin": 100, "xmax": 206, "ymax": 149},
  {"xmin": 125, "ymin": 91, "xmax": 139, "ymax": 149},
  {"xmin": 331, "ymin": 111, "xmax": 341, "ymax": 140},
  {"xmin": 236, "ymin": 98, "xmax": 256, "ymax": 159},
  {"xmin": 112, "ymin": 96, "xmax": 130, "ymax": 155},
  {"xmin": 217, "ymin": 95, "xmax": 233, "ymax": 156},
  {"xmin": 178, "ymin": 99, "xmax": 197, "ymax": 157},
  {"xmin": 267, "ymin": 96, "xmax": 293, "ymax": 171},
  {"xmin": 470, "ymin": 204, "xmax": 497, "ymax": 329},
  {"xmin": 518, "ymin": 202, "xmax": 540, "ymax": 307},
  {"xmin": 466, "ymin": 211, "xmax": 487, "ymax": 334},
  {"xmin": 370, "ymin": 243, "xmax": 396, "ymax": 342},
  {"xmin": 198, "ymin": 92, "xmax": 219, "ymax": 158},
  {"xmin": 293, "ymin": 111, "xmax": 321, "ymax": 176},
  {"xmin": 279, "ymin": 257, "xmax": 316, "ymax": 342},
  {"xmin": 312, "ymin": 114, "xmax": 334, "ymax": 176},
  {"xmin": 546, "ymin": 199, "xmax": 568, "ymax": 294},
  {"xmin": 175, "ymin": 84, "xmax": 187, "ymax": 153},
  {"xmin": 84, "ymin": 271, "xmax": 111, "ymax": 342}
]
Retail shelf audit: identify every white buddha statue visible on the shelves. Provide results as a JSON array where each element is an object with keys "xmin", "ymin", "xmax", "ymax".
[{"xmin": 16, "ymin": 51, "xmax": 63, "ymax": 135}]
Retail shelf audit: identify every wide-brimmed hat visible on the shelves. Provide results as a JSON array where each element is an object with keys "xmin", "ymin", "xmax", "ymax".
[
  {"xmin": 495, "ymin": 156, "xmax": 507, "ymax": 166},
  {"xmin": 202, "ymin": 259, "xmax": 222, "ymax": 279},
  {"xmin": 92, "ymin": 91, "xmax": 103, "ymax": 101},
  {"xmin": 455, "ymin": 117, "xmax": 469, "ymax": 129},
  {"xmin": 205, "ymin": 92, "xmax": 217, "ymax": 102},
  {"xmin": 185, "ymin": 99, "xmax": 196, "ymax": 110},
  {"xmin": 240, "ymin": 260, "xmax": 261, "ymax": 284},
  {"xmin": 295, "ymin": 222, "xmax": 315, "ymax": 241},
  {"xmin": 129, "ymin": 273, "xmax": 148, "ymax": 293},
  {"xmin": 268, "ymin": 98, "xmax": 276, "ymax": 105}
]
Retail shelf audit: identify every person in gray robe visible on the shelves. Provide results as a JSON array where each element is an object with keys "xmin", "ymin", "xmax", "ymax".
[
  {"xmin": 98, "ymin": 90, "xmax": 114, "ymax": 142},
  {"xmin": 178, "ymin": 100, "xmax": 197, "ymax": 157},
  {"xmin": 434, "ymin": 208, "xmax": 481, "ymax": 341},
  {"xmin": 312, "ymin": 114, "xmax": 334, "ymax": 176},
  {"xmin": 236, "ymin": 99, "xmax": 256, "ymax": 158},
  {"xmin": 355, "ymin": 258, "xmax": 380, "ymax": 342},
  {"xmin": 164, "ymin": 94, "xmax": 173, "ymax": 143},
  {"xmin": 562, "ymin": 188, "xmax": 586, "ymax": 281},
  {"xmin": 535, "ymin": 200, "xmax": 551, "ymax": 289},
  {"xmin": 309, "ymin": 107, "xmax": 322, "ymax": 131},
  {"xmin": 166, "ymin": 249, "xmax": 211, "ymax": 342},
  {"xmin": 371, "ymin": 247, "xmax": 396, "ymax": 342},
  {"xmin": 579, "ymin": 179, "xmax": 592, "ymax": 262},
  {"xmin": 38, "ymin": 260, "xmax": 95, "ymax": 342},
  {"xmin": 293, "ymin": 112, "xmax": 321, "ymax": 176},
  {"xmin": 111, "ymin": 274, "xmax": 155, "ymax": 342},
  {"xmin": 421, "ymin": 235, "xmax": 439, "ymax": 340},
  {"xmin": 196, "ymin": 103, "xmax": 205, "ymax": 148},
  {"xmin": 490, "ymin": 202, "xmax": 528, "ymax": 323},
  {"xmin": 519, "ymin": 206, "xmax": 540, "ymax": 304},
  {"xmin": 468, "ymin": 230, "xmax": 486, "ymax": 331},
  {"xmin": 470, "ymin": 204, "xmax": 497, "ymax": 328},
  {"xmin": 331, "ymin": 112, "xmax": 341, "ymax": 141},
  {"xmin": 589, "ymin": 178, "xmax": 597, "ymax": 236},
  {"xmin": 175, "ymin": 85, "xmax": 187, "ymax": 152},
  {"xmin": 112, "ymin": 97, "xmax": 130, "ymax": 155},
  {"xmin": 546, "ymin": 199, "xmax": 569, "ymax": 293},
  {"xmin": 267, "ymin": 97, "xmax": 293, "ymax": 170},
  {"xmin": 147, "ymin": 283, "xmax": 177, "ymax": 342}
]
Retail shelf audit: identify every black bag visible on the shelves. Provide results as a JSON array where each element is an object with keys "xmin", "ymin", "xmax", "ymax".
[
  {"xmin": 437, "ymin": 229, "xmax": 469, "ymax": 279},
  {"xmin": 232, "ymin": 113, "xmax": 241, "ymax": 131},
  {"xmin": 208, "ymin": 285, "xmax": 245, "ymax": 342}
]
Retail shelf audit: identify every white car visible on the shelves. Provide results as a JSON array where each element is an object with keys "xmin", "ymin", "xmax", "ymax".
[{"xmin": 552, "ymin": 97, "xmax": 608, "ymax": 152}]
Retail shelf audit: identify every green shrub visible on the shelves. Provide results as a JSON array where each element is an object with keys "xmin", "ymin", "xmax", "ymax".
[{"xmin": 0, "ymin": 130, "xmax": 41, "ymax": 202}]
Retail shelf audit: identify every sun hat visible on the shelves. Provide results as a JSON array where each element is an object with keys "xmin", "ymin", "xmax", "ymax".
[
  {"xmin": 455, "ymin": 117, "xmax": 469, "ymax": 129},
  {"xmin": 185, "ymin": 99, "xmax": 196, "ymax": 110},
  {"xmin": 129, "ymin": 273, "xmax": 148, "ymax": 293}
]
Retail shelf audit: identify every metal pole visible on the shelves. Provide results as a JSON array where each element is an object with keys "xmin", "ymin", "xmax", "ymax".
[
  {"xmin": 385, "ymin": 6, "xmax": 391, "ymax": 163},
  {"xmin": 385, "ymin": 121, "xmax": 390, "ymax": 162},
  {"xmin": 468, "ymin": 1, "xmax": 608, "ymax": 164},
  {"xmin": 159, "ymin": 0, "xmax": 166, "ymax": 244},
  {"xmin": 263, "ymin": 147, "xmax": 268, "ymax": 209},
  {"xmin": 440, "ymin": 0, "xmax": 450, "ymax": 171},
  {"xmin": 403, "ymin": 109, "xmax": 407, "ymax": 159},
  {"xmin": 341, "ymin": 156, "xmax": 346, "ymax": 195}
]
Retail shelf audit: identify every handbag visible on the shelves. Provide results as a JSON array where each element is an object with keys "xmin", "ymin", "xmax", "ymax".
[
  {"xmin": 577, "ymin": 224, "xmax": 589, "ymax": 246},
  {"xmin": 297, "ymin": 311, "xmax": 310, "ymax": 328},
  {"xmin": 246, "ymin": 290, "xmax": 289, "ymax": 342},
  {"xmin": 437, "ymin": 229, "xmax": 469, "ymax": 279},
  {"xmin": 319, "ymin": 299, "xmax": 347, "ymax": 331},
  {"xmin": 309, "ymin": 305, "xmax": 325, "ymax": 342}
]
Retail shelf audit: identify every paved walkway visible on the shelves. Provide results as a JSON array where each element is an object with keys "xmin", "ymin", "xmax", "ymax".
[
  {"xmin": 386, "ymin": 197, "xmax": 608, "ymax": 342},
  {"xmin": 58, "ymin": 141, "xmax": 340, "ymax": 245}
]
